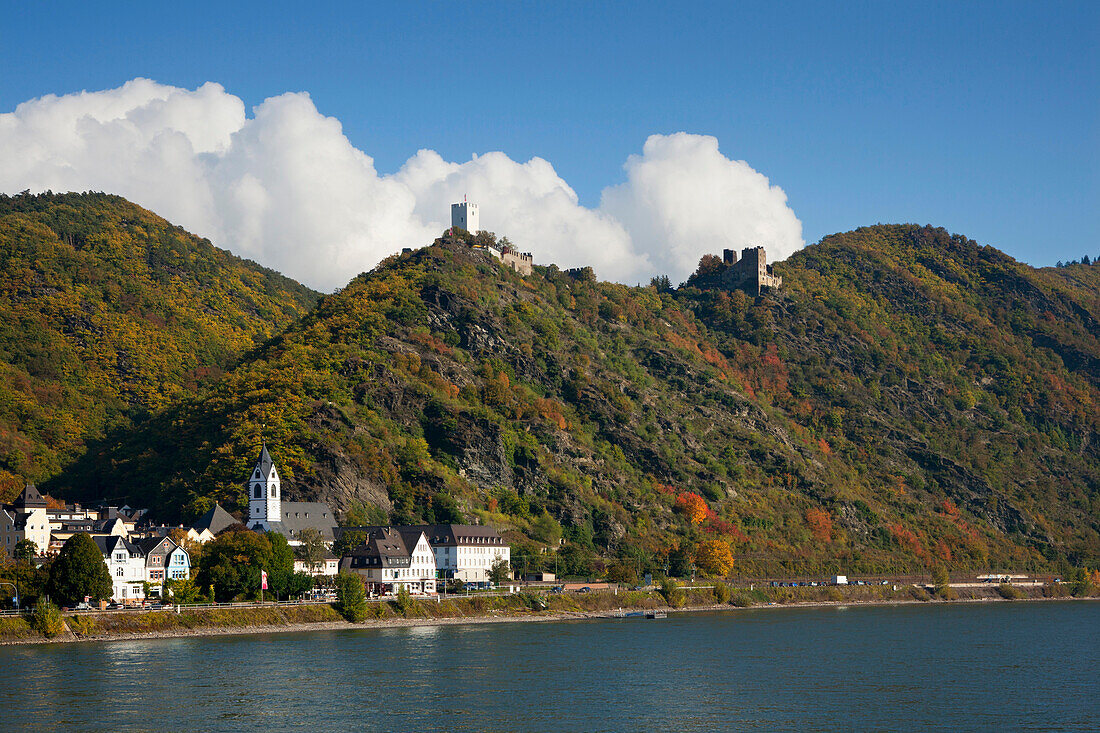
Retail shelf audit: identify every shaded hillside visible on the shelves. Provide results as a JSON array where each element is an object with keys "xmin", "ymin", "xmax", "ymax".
[
  {"xmin": 56, "ymin": 226, "xmax": 1100, "ymax": 575},
  {"xmin": 0, "ymin": 192, "xmax": 319, "ymax": 495}
]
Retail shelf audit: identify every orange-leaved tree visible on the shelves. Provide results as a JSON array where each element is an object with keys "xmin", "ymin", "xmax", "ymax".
[
  {"xmin": 805, "ymin": 507, "xmax": 833, "ymax": 543},
  {"xmin": 674, "ymin": 492, "xmax": 709, "ymax": 525}
]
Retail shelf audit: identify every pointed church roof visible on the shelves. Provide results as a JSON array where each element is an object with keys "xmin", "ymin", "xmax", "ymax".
[
  {"xmin": 14, "ymin": 483, "xmax": 47, "ymax": 510},
  {"xmin": 255, "ymin": 441, "xmax": 276, "ymax": 477},
  {"xmin": 191, "ymin": 503, "xmax": 240, "ymax": 536}
]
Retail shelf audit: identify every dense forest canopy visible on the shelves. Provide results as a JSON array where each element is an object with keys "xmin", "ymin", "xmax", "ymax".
[
  {"xmin": 2, "ymin": 194, "xmax": 1097, "ymax": 576},
  {"xmin": 0, "ymin": 192, "xmax": 319, "ymax": 497}
]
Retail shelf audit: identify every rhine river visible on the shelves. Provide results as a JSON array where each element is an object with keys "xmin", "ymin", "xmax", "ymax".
[{"xmin": 1, "ymin": 601, "xmax": 1096, "ymax": 731}]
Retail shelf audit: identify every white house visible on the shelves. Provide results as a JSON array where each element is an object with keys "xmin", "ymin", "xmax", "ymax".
[
  {"xmin": 0, "ymin": 484, "xmax": 51, "ymax": 557},
  {"xmin": 294, "ymin": 553, "xmax": 339, "ymax": 577},
  {"xmin": 95, "ymin": 535, "xmax": 147, "ymax": 603},
  {"xmin": 339, "ymin": 527, "xmax": 437, "ymax": 595},
  {"xmin": 415, "ymin": 524, "xmax": 510, "ymax": 585}
]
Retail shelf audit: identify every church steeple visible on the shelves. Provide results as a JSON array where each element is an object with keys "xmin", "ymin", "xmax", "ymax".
[{"xmin": 247, "ymin": 440, "xmax": 281, "ymax": 530}]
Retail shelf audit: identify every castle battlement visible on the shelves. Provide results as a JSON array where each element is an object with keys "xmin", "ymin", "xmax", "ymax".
[{"xmin": 719, "ymin": 246, "xmax": 782, "ymax": 294}]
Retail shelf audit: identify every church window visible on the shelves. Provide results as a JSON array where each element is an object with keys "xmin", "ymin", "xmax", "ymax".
[
  {"xmin": 254, "ymin": 484, "xmax": 261, "ymax": 499},
  {"xmin": 270, "ymin": 486, "xmax": 276, "ymax": 497}
]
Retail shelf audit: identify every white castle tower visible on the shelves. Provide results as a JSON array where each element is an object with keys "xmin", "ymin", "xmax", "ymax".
[
  {"xmin": 451, "ymin": 199, "xmax": 479, "ymax": 233},
  {"xmin": 247, "ymin": 441, "xmax": 281, "ymax": 531}
]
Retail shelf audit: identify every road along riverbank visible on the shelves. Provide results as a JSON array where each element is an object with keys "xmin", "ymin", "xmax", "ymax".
[{"xmin": 1, "ymin": 581, "xmax": 1094, "ymax": 646}]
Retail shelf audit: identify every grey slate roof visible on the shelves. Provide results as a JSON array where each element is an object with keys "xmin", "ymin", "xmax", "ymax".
[
  {"xmin": 343, "ymin": 527, "xmax": 413, "ymax": 568},
  {"xmin": 93, "ymin": 534, "xmax": 140, "ymax": 557},
  {"xmin": 275, "ymin": 502, "xmax": 336, "ymax": 542},
  {"xmin": 191, "ymin": 503, "xmax": 240, "ymax": 536},
  {"xmin": 254, "ymin": 442, "xmax": 275, "ymax": 478},
  {"xmin": 14, "ymin": 484, "xmax": 47, "ymax": 510},
  {"xmin": 135, "ymin": 536, "xmax": 173, "ymax": 555},
  {"xmin": 408, "ymin": 524, "xmax": 506, "ymax": 547}
]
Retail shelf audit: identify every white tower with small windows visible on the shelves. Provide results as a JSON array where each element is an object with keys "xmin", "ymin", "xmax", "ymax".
[
  {"xmin": 247, "ymin": 442, "xmax": 281, "ymax": 531},
  {"xmin": 451, "ymin": 200, "xmax": 479, "ymax": 234}
]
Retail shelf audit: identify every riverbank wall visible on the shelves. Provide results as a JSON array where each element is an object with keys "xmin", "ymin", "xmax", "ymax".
[{"xmin": 1, "ymin": 582, "xmax": 1094, "ymax": 646}]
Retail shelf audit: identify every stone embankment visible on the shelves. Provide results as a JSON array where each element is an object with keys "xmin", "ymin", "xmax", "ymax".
[{"xmin": 1, "ymin": 582, "xmax": 1094, "ymax": 646}]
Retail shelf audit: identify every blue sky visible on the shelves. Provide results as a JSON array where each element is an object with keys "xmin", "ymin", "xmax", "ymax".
[{"xmin": 2, "ymin": 1, "xmax": 1097, "ymax": 269}]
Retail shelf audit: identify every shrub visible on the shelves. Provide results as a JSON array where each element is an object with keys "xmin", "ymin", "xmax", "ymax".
[
  {"xmin": 909, "ymin": 586, "xmax": 931, "ymax": 601},
  {"xmin": 334, "ymin": 572, "xmax": 368, "ymax": 623},
  {"xmin": 1043, "ymin": 582, "xmax": 1070, "ymax": 598},
  {"xmin": 730, "ymin": 592, "xmax": 754, "ymax": 608},
  {"xmin": 32, "ymin": 601, "xmax": 64, "ymax": 638},
  {"xmin": 931, "ymin": 565, "xmax": 955, "ymax": 599},
  {"xmin": 0, "ymin": 615, "xmax": 34, "ymax": 639},
  {"xmin": 393, "ymin": 584, "xmax": 414, "ymax": 616},
  {"xmin": 712, "ymin": 584, "xmax": 731, "ymax": 604},
  {"xmin": 996, "ymin": 583, "xmax": 1024, "ymax": 600},
  {"xmin": 65, "ymin": 614, "xmax": 100, "ymax": 636}
]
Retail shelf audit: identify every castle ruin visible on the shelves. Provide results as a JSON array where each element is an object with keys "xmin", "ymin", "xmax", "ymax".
[{"xmin": 718, "ymin": 246, "xmax": 782, "ymax": 295}]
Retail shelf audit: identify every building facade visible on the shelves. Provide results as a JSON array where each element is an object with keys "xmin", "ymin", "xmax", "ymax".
[
  {"xmin": 340, "ymin": 527, "xmax": 437, "ymax": 595},
  {"xmin": 412, "ymin": 524, "xmax": 510, "ymax": 585},
  {"xmin": 95, "ymin": 535, "xmax": 147, "ymax": 603},
  {"xmin": 451, "ymin": 200, "xmax": 479, "ymax": 234},
  {"xmin": 0, "ymin": 485, "xmax": 51, "ymax": 557},
  {"xmin": 720, "ymin": 246, "xmax": 783, "ymax": 294}
]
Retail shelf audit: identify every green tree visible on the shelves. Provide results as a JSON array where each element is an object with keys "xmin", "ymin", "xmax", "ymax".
[
  {"xmin": 658, "ymin": 577, "xmax": 685, "ymax": 608},
  {"xmin": 393, "ymin": 583, "xmax": 413, "ymax": 616},
  {"xmin": 195, "ymin": 530, "xmax": 273, "ymax": 601},
  {"xmin": 12, "ymin": 539, "xmax": 38, "ymax": 563},
  {"xmin": 45, "ymin": 533, "xmax": 112, "ymax": 606},
  {"xmin": 332, "ymin": 530, "xmax": 368, "ymax": 559},
  {"xmin": 931, "ymin": 564, "xmax": 956, "ymax": 600},
  {"xmin": 164, "ymin": 577, "xmax": 200, "ymax": 604},
  {"xmin": 334, "ymin": 571, "xmax": 368, "ymax": 622},
  {"xmin": 265, "ymin": 532, "xmax": 304, "ymax": 599},
  {"xmin": 295, "ymin": 527, "xmax": 327, "ymax": 575},
  {"xmin": 488, "ymin": 557, "xmax": 511, "ymax": 586}
]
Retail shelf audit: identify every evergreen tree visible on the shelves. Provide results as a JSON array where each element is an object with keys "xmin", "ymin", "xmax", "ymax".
[{"xmin": 45, "ymin": 533, "xmax": 112, "ymax": 605}]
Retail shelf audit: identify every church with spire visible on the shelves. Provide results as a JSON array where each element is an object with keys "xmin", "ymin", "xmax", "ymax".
[{"xmin": 244, "ymin": 441, "xmax": 336, "ymax": 545}]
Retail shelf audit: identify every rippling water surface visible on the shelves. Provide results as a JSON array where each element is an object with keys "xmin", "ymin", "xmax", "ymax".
[{"xmin": 1, "ymin": 601, "xmax": 1097, "ymax": 731}]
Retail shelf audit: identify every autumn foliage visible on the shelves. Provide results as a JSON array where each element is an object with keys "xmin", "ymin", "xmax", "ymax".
[
  {"xmin": 674, "ymin": 492, "xmax": 709, "ymax": 525},
  {"xmin": 695, "ymin": 539, "xmax": 734, "ymax": 577},
  {"xmin": 805, "ymin": 507, "xmax": 833, "ymax": 543}
]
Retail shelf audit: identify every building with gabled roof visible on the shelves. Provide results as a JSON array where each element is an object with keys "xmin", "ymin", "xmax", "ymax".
[
  {"xmin": 339, "ymin": 526, "xmax": 437, "ymax": 595},
  {"xmin": 243, "ymin": 443, "xmax": 337, "ymax": 546},
  {"xmin": 189, "ymin": 503, "xmax": 240, "ymax": 543},
  {"xmin": 409, "ymin": 524, "xmax": 510, "ymax": 585},
  {"xmin": 135, "ymin": 535, "xmax": 190, "ymax": 590},
  {"xmin": 94, "ymin": 535, "xmax": 147, "ymax": 603},
  {"xmin": 0, "ymin": 485, "xmax": 51, "ymax": 558}
]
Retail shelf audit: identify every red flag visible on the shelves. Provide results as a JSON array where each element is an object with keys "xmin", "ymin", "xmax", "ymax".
[{"xmin": 261, "ymin": 570, "xmax": 268, "ymax": 590}]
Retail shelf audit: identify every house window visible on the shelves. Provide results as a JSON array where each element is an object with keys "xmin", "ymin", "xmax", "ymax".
[{"xmin": 116, "ymin": 567, "xmax": 124, "ymax": 577}]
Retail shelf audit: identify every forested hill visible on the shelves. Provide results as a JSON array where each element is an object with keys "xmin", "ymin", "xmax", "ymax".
[
  {"xmin": 48, "ymin": 218, "xmax": 1100, "ymax": 576},
  {"xmin": 0, "ymin": 192, "xmax": 319, "ymax": 498}
]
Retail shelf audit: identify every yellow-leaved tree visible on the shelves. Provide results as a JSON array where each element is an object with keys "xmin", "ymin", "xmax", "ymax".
[{"xmin": 695, "ymin": 539, "xmax": 734, "ymax": 577}]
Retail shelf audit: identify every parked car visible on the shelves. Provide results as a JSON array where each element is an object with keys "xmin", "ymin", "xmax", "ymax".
[
  {"xmin": 577, "ymin": 586, "xmax": 591, "ymax": 593},
  {"xmin": 73, "ymin": 601, "xmax": 91, "ymax": 611}
]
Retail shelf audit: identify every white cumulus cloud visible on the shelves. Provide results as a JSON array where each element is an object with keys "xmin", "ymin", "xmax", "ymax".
[{"xmin": 0, "ymin": 79, "xmax": 803, "ymax": 291}]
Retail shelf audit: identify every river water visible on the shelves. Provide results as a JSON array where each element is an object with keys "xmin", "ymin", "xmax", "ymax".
[{"xmin": 0, "ymin": 601, "xmax": 1096, "ymax": 731}]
